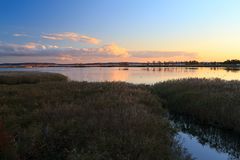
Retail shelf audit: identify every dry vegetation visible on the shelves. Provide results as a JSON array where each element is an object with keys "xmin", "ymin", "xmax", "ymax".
[
  {"xmin": 153, "ymin": 78, "xmax": 240, "ymax": 133},
  {"xmin": 0, "ymin": 72, "xmax": 191, "ymax": 160}
]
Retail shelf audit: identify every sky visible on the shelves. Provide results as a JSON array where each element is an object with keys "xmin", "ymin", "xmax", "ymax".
[{"xmin": 1, "ymin": 0, "xmax": 240, "ymax": 63}]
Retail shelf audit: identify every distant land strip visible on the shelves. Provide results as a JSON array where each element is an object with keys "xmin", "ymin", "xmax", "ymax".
[{"xmin": 1, "ymin": 60, "xmax": 240, "ymax": 68}]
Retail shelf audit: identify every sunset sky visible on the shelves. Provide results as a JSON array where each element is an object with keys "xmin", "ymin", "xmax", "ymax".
[{"xmin": 1, "ymin": 0, "xmax": 240, "ymax": 63}]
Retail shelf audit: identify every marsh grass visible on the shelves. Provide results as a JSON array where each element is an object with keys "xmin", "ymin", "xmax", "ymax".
[
  {"xmin": 153, "ymin": 78, "xmax": 240, "ymax": 133},
  {"xmin": 0, "ymin": 71, "xmax": 68, "ymax": 84},
  {"xmin": 0, "ymin": 72, "xmax": 191, "ymax": 160}
]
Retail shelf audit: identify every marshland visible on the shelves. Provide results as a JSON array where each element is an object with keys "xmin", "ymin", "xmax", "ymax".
[
  {"xmin": 1, "ymin": 70, "xmax": 240, "ymax": 160},
  {"xmin": 3, "ymin": 0, "xmax": 240, "ymax": 159}
]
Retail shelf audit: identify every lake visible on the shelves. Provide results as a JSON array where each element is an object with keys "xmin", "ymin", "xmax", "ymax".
[
  {"xmin": 0, "ymin": 67, "xmax": 240, "ymax": 84},
  {"xmin": 1, "ymin": 66, "xmax": 240, "ymax": 160}
]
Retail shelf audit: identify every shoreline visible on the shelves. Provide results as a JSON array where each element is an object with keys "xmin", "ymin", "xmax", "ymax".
[{"xmin": 1, "ymin": 64, "xmax": 240, "ymax": 68}]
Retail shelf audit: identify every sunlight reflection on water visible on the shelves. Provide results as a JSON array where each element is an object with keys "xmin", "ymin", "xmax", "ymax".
[{"xmin": 1, "ymin": 67, "xmax": 240, "ymax": 84}]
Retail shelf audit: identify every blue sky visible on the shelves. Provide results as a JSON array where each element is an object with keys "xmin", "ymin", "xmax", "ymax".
[{"xmin": 1, "ymin": 0, "xmax": 240, "ymax": 63}]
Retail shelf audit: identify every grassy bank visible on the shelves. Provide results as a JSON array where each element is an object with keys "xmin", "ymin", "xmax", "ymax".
[
  {"xmin": 153, "ymin": 78, "xmax": 240, "ymax": 133},
  {"xmin": 0, "ymin": 72, "xmax": 68, "ymax": 84},
  {"xmin": 0, "ymin": 72, "xmax": 191, "ymax": 160}
]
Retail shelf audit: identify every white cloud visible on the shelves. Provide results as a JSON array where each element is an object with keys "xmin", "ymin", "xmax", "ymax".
[
  {"xmin": 13, "ymin": 33, "xmax": 29, "ymax": 37},
  {"xmin": 41, "ymin": 32, "xmax": 100, "ymax": 44}
]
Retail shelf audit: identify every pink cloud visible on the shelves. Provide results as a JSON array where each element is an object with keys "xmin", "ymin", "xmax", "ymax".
[
  {"xmin": 41, "ymin": 32, "xmax": 100, "ymax": 44},
  {"xmin": 0, "ymin": 42, "xmax": 198, "ymax": 63},
  {"xmin": 98, "ymin": 44, "xmax": 128, "ymax": 57},
  {"xmin": 23, "ymin": 42, "xmax": 47, "ymax": 49},
  {"xmin": 0, "ymin": 42, "xmax": 127, "ymax": 57}
]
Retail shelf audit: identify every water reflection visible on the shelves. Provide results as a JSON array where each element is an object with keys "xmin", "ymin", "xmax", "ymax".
[
  {"xmin": 0, "ymin": 67, "xmax": 240, "ymax": 84},
  {"xmin": 170, "ymin": 114, "xmax": 240, "ymax": 160},
  {"xmin": 224, "ymin": 67, "xmax": 240, "ymax": 72},
  {"xmin": 110, "ymin": 68, "xmax": 129, "ymax": 81},
  {"xmin": 142, "ymin": 67, "xmax": 199, "ymax": 73}
]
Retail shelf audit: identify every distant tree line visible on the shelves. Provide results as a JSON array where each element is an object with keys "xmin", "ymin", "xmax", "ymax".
[
  {"xmin": 146, "ymin": 59, "xmax": 240, "ymax": 66},
  {"xmin": 1, "ymin": 59, "xmax": 240, "ymax": 68},
  {"xmin": 223, "ymin": 59, "xmax": 240, "ymax": 64}
]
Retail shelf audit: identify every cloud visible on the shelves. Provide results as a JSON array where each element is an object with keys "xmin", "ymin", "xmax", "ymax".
[
  {"xmin": 0, "ymin": 42, "xmax": 197, "ymax": 62},
  {"xmin": 0, "ymin": 42, "xmax": 127, "ymax": 58},
  {"xmin": 13, "ymin": 33, "xmax": 29, "ymax": 37},
  {"xmin": 98, "ymin": 44, "xmax": 128, "ymax": 57},
  {"xmin": 41, "ymin": 32, "xmax": 100, "ymax": 44},
  {"xmin": 71, "ymin": 44, "xmax": 128, "ymax": 57},
  {"xmin": 129, "ymin": 51, "xmax": 197, "ymax": 58},
  {"xmin": 58, "ymin": 55, "xmax": 73, "ymax": 61},
  {"xmin": 23, "ymin": 42, "xmax": 47, "ymax": 49},
  {"xmin": 0, "ymin": 42, "xmax": 59, "ymax": 56}
]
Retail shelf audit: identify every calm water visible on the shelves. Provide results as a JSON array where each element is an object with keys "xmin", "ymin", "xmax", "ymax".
[
  {"xmin": 1, "ymin": 67, "xmax": 240, "ymax": 160},
  {"xmin": 0, "ymin": 67, "xmax": 240, "ymax": 84},
  {"xmin": 171, "ymin": 114, "xmax": 240, "ymax": 160}
]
